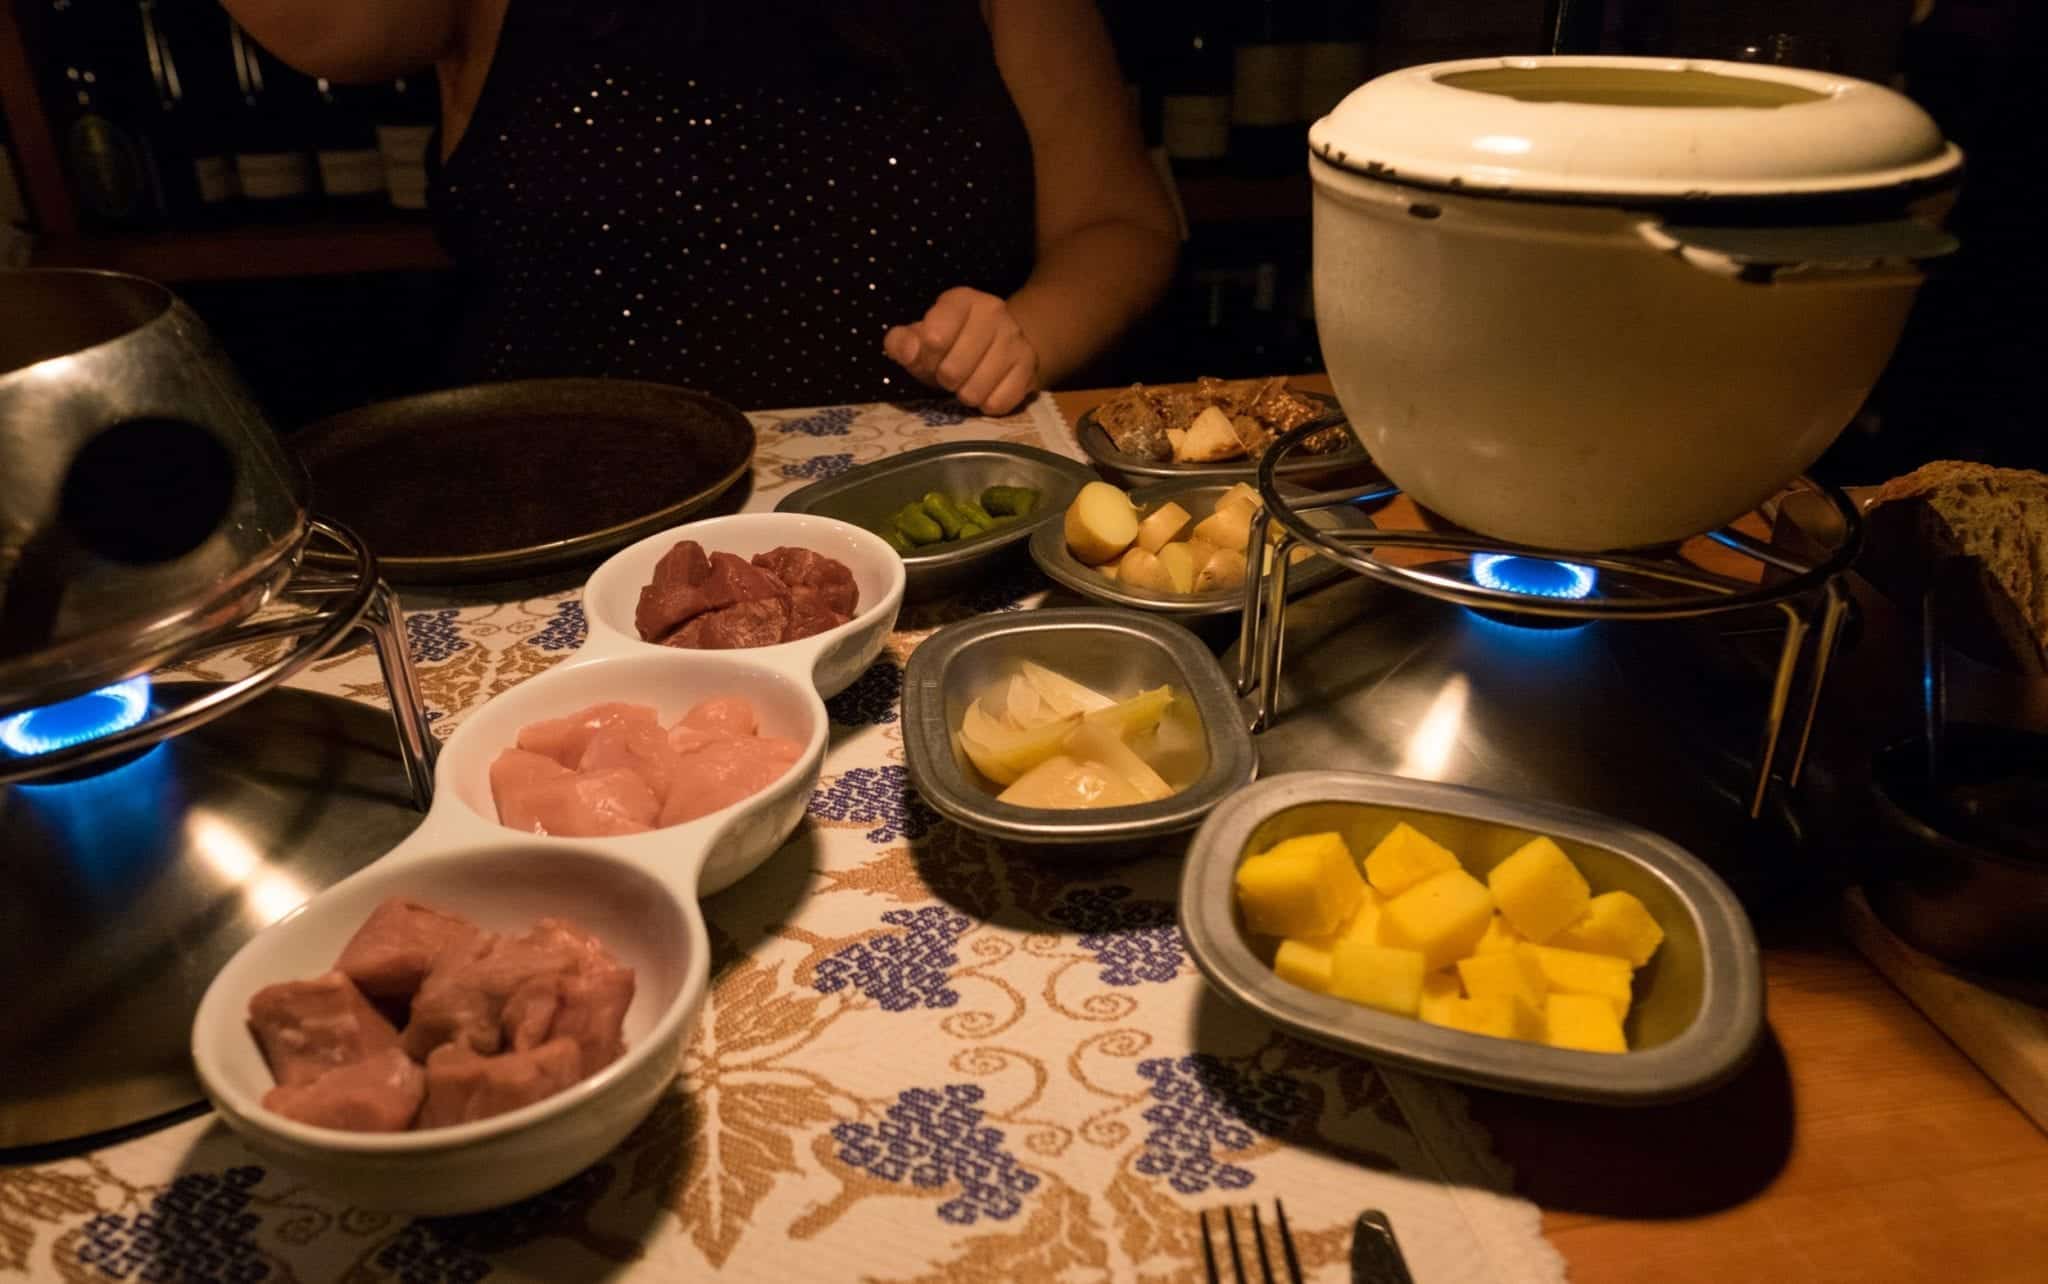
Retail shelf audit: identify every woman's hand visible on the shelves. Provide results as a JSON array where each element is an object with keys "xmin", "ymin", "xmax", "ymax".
[{"xmin": 883, "ymin": 287, "xmax": 1041, "ymax": 416}]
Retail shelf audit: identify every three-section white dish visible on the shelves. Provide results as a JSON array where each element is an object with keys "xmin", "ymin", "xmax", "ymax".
[{"xmin": 191, "ymin": 513, "xmax": 904, "ymax": 1213}]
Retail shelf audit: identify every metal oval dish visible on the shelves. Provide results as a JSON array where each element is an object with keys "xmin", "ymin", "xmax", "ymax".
[
  {"xmin": 1180, "ymin": 772, "xmax": 1763, "ymax": 1104},
  {"xmin": 294, "ymin": 379, "xmax": 755, "ymax": 585},
  {"xmin": 776, "ymin": 441, "xmax": 1093, "ymax": 601},
  {"xmin": 1030, "ymin": 479, "xmax": 1371, "ymax": 617},
  {"xmin": 1075, "ymin": 390, "xmax": 1368, "ymax": 482},
  {"xmin": 902, "ymin": 608, "xmax": 1257, "ymax": 845}
]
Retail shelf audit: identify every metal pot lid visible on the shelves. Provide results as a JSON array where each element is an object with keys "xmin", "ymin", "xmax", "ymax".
[{"xmin": 1309, "ymin": 56, "xmax": 1962, "ymax": 203}]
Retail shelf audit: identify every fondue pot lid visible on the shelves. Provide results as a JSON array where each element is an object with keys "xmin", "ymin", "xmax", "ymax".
[{"xmin": 1309, "ymin": 56, "xmax": 1962, "ymax": 203}]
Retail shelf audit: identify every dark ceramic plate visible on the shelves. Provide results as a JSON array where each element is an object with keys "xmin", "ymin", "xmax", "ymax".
[
  {"xmin": 1074, "ymin": 389, "xmax": 1369, "ymax": 482},
  {"xmin": 293, "ymin": 379, "xmax": 755, "ymax": 585}
]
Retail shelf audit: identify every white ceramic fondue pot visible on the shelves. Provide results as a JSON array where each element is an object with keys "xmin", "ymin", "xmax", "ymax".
[{"xmin": 1309, "ymin": 57, "xmax": 1963, "ymax": 551}]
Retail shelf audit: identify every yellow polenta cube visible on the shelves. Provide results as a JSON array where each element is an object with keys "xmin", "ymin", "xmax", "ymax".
[
  {"xmin": 1329, "ymin": 940, "xmax": 1426, "ymax": 1015},
  {"xmin": 1457, "ymin": 948, "xmax": 1548, "ymax": 1012},
  {"xmin": 1361, "ymin": 821, "xmax": 1461, "ymax": 897},
  {"xmin": 1551, "ymin": 891, "xmax": 1665, "ymax": 967},
  {"xmin": 1486, "ymin": 836, "xmax": 1591, "ymax": 942},
  {"xmin": 1544, "ymin": 993, "xmax": 1628, "ymax": 1053},
  {"xmin": 1336, "ymin": 886, "xmax": 1385, "ymax": 946},
  {"xmin": 1417, "ymin": 971, "xmax": 1463, "ymax": 1025},
  {"xmin": 1424, "ymin": 993, "xmax": 1542, "ymax": 1042},
  {"xmin": 1380, "ymin": 869, "xmax": 1493, "ymax": 971},
  {"xmin": 1471, "ymin": 914, "xmax": 1524, "ymax": 955},
  {"xmin": 1234, "ymin": 832, "xmax": 1365, "ymax": 939},
  {"xmin": 1272, "ymin": 939, "xmax": 1335, "ymax": 994},
  {"xmin": 1525, "ymin": 944, "xmax": 1634, "ymax": 1020}
]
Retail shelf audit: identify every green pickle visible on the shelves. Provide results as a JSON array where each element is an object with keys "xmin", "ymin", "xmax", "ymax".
[
  {"xmin": 882, "ymin": 528, "xmax": 914, "ymax": 554},
  {"xmin": 893, "ymin": 504, "xmax": 944, "ymax": 546},
  {"xmin": 920, "ymin": 491, "xmax": 968, "ymax": 538},
  {"xmin": 874, "ymin": 485, "xmax": 1041, "ymax": 549},
  {"xmin": 980, "ymin": 485, "xmax": 1040, "ymax": 517}
]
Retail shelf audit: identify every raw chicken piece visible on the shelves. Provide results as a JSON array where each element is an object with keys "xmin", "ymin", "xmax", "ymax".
[
  {"xmin": 247, "ymin": 971, "xmax": 403, "ymax": 1088},
  {"xmin": 658, "ymin": 734, "xmax": 805, "ymax": 825},
  {"xmin": 488, "ymin": 747, "xmax": 574, "ymax": 804},
  {"xmin": 752, "ymin": 547, "xmax": 859, "ymax": 616},
  {"xmin": 665, "ymin": 596, "xmax": 791, "ymax": 650},
  {"xmin": 681, "ymin": 695, "xmax": 758, "ymax": 737},
  {"xmin": 515, "ymin": 703, "xmax": 660, "ymax": 768},
  {"xmin": 576, "ymin": 720, "xmax": 688, "ymax": 807},
  {"xmin": 496, "ymin": 765, "xmax": 659, "ymax": 837},
  {"xmin": 417, "ymin": 1037, "xmax": 585, "ymax": 1128},
  {"xmin": 262, "ymin": 1046, "xmax": 424, "ymax": 1132},
  {"xmin": 634, "ymin": 541, "xmax": 721, "ymax": 641},
  {"xmin": 334, "ymin": 898, "xmax": 485, "ymax": 1000}
]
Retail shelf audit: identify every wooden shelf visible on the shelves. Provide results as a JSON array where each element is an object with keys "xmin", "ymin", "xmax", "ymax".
[{"xmin": 31, "ymin": 218, "xmax": 451, "ymax": 283}]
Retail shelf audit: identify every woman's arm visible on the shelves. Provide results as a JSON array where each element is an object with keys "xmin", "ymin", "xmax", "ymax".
[
  {"xmin": 217, "ymin": 0, "xmax": 466, "ymax": 83},
  {"xmin": 885, "ymin": 0, "xmax": 1180, "ymax": 412}
]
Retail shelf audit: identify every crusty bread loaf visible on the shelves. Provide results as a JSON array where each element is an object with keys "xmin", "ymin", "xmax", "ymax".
[{"xmin": 1869, "ymin": 461, "xmax": 2048, "ymax": 671}]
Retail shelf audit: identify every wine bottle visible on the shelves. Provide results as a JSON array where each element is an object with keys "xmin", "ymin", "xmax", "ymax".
[
  {"xmin": 139, "ymin": 0, "xmax": 237, "ymax": 223},
  {"xmin": 376, "ymin": 74, "xmax": 436, "ymax": 212},
  {"xmin": 1299, "ymin": 0, "xmax": 1371, "ymax": 125},
  {"xmin": 1230, "ymin": 0, "xmax": 1307, "ymax": 177},
  {"xmin": 1157, "ymin": 0, "xmax": 1232, "ymax": 177},
  {"xmin": 226, "ymin": 19, "xmax": 317, "ymax": 218},
  {"xmin": 313, "ymin": 78, "xmax": 386, "ymax": 207},
  {"xmin": 43, "ymin": 0, "xmax": 168, "ymax": 229}
]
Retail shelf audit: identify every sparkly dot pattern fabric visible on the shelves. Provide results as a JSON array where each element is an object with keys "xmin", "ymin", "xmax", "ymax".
[{"xmin": 432, "ymin": 4, "xmax": 1037, "ymax": 410}]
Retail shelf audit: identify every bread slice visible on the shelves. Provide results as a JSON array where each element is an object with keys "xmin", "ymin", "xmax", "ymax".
[{"xmin": 1869, "ymin": 461, "xmax": 2048, "ymax": 672}]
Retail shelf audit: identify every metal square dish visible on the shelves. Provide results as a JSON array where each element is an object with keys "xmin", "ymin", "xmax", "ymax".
[
  {"xmin": 902, "ymin": 608, "xmax": 1257, "ymax": 845},
  {"xmin": 776, "ymin": 442, "xmax": 1095, "ymax": 601},
  {"xmin": 1180, "ymin": 772, "xmax": 1763, "ymax": 1103}
]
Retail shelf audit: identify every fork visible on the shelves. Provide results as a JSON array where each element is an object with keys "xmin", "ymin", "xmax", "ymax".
[{"xmin": 1199, "ymin": 1201, "xmax": 1304, "ymax": 1284}]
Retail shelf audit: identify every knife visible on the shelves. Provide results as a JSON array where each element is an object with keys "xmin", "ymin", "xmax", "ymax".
[{"xmin": 1350, "ymin": 1210, "xmax": 1416, "ymax": 1284}]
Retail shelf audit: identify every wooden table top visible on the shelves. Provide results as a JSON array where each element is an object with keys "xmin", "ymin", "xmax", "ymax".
[{"xmin": 1048, "ymin": 380, "xmax": 2048, "ymax": 1284}]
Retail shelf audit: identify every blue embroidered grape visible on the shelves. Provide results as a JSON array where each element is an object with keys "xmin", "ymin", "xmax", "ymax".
[
  {"xmin": 1132, "ymin": 1055, "xmax": 1314, "ymax": 1196},
  {"xmin": 831, "ymin": 1084, "xmax": 1040, "ymax": 1224},
  {"xmin": 824, "ymin": 659, "xmax": 902, "ymax": 726},
  {"xmin": 777, "ymin": 406, "xmax": 858, "ymax": 437},
  {"xmin": 808, "ymin": 765, "xmax": 938, "ymax": 843},
  {"xmin": 1045, "ymin": 886, "xmax": 1183, "ymax": 986},
  {"xmin": 812, "ymin": 906, "xmax": 967, "ymax": 1011},
  {"xmin": 75, "ymin": 1166, "xmax": 270, "ymax": 1283},
  {"xmin": 406, "ymin": 609, "xmax": 472, "ymax": 663},
  {"xmin": 525, "ymin": 600, "xmax": 586, "ymax": 653},
  {"xmin": 780, "ymin": 453, "xmax": 853, "ymax": 481}
]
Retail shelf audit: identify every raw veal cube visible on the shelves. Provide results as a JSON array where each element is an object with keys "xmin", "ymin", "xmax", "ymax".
[
  {"xmin": 1361, "ymin": 821, "xmax": 1461, "ymax": 898},
  {"xmin": 1471, "ymin": 914, "xmax": 1524, "ymax": 956},
  {"xmin": 1417, "ymin": 971, "xmax": 1463, "ymax": 1025},
  {"xmin": 1526, "ymin": 944, "xmax": 1634, "ymax": 1021},
  {"xmin": 1551, "ymin": 891, "xmax": 1666, "ymax": 968},
  {"xmin": 1457, "ymin": 948, "xmax": 1548, "ymax": 1012},
  {"xmin": 1422, "ymin": 993, "xmax": 1542, "ymax": 1042},
  {"xmin": 1380, "ymin": 869, "xmax": 1494, "ymax": 971},
  {"xmin": 1329, "ymin": 940, "xmax": 1427, "ymax": 1015},
  {"xmin": 1487, "ymin": 836, "xmax": 1591, "ymax": 943},
  {"xmin": 1336, "ymin": 886, "xmax": 1385, "ymax": 946},
  {"xmin": 1544, "ymin": 993, "xmax": 1628, "ymax": 1054},
  {"xmin": 1273, "ymin": 939, "xmax": 1335, "ymax": 994},
  {"xmin": 1234, "ymin": 832, "xmax": 1366, "ymax": 939}
]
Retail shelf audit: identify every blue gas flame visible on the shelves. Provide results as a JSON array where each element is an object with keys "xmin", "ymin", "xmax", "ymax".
[{"xmin": 0, "ymin": 676, "xmax": 153, "ymax": 757}]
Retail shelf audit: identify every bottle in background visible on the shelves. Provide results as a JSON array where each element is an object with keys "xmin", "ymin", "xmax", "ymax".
[
  {"xmin": 313, "ymin": 77, "xmax": 386, "ymax": 208},
  {"xmin": 44, "ymin": 0, "xmax": 167, "ymax": 229},
  {"xmin": 1157, "ymin": 0, "xmax": 1232, "ymax": 178},
  {"xmin": 226, "ymin": 19, "xmax": 317, "ymax": 218},
  {"xmin": 140, "ymin": 0, "xmax": 237, "ymax": 223},
  {"xmin": 1299, "ymin": 0, "xmax": 1371, "ymax": 125},
  {"xmin": 1230, "ymin": 0, "xmax": 1308, "ymax": 177},
  {"xmin": 377, "ymin": 74, "xmax": 436, "ymax": 212}
]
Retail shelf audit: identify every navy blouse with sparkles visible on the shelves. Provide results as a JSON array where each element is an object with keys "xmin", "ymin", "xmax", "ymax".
[{"xmin": 431, "ymin": 3, "xmax": 1038, "ymax": 410}]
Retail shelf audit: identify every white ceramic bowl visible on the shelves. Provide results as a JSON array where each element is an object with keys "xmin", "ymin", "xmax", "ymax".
[
  {"xmin": 189, "ymin": 646, "xmax": 829, "ymax": 1213},
  {"xmin": 191, "ymin": 843, "xmax": 704, "ymax": 1215},
  {"xmin": 582, "ymin": 512, "xmax": 905, "ymax": 698}
]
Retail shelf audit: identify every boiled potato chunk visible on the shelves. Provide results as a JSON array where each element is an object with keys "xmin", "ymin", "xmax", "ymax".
[
  {"xmin": 1193, "ymin": 547, "xmax": 1248, "ymax": 593},
  {"xmin": 1329, "ymin": 941, "xmax": 1427, "ymax": 1015},
  {"xmin": 1216, "ymin": 482, "xmax": 1264, "ymax": 520},
  {"xmin": 1362, "ymin": 822, "xmax": 1461, "ymax": 898},
  {"xmin": 1487, "ymin": 836, "xmax": 1592, "ymax": 943},
  {"xmin": 1525, "ymin": 945, "xmax": 1634, "ymax": 1021},
  {"xmin": 1136, "ymin": 502, "xmax": 1192, "ymax": 553},
  {"xmin": 1273, "ymin": 939, "xmax": 1335, "ymax": 994},
  {"xmin": 1166, "ymin": 427, "xmax": 1188, "ymax": 455},
  {"xmin": 1544, "ymin": 992, "xmax": 1628, "ymax": 1053},
  {"xmin": 1418, "ymin": 970, "xmax": 1463, "ymax": 1025},
  {"xmin": 1456, "ymin": 948, "xmax": 1548, "ymax": 1012},
  {"xmin": 1471, "ymin": 914, "xmax": 1525, "ymax": 956},
  {"xmin": 1179, "ymin": 406, "xmax": 1245, "ymax": 463},
  {"xmin": 1380, "ymin": 869, "xmax": 1494, "ymax": 971},
  {"xmin": 997, "ymin": 754, "xmax": 1149, "ymax": 808},
  {"xmin": 1065, "ymin": 481, "xmax": 1140, "ymax": 565},
  {"xmin": 1190, "ymin": 506, "xmax": 1253, "ymax": 559},
  {"xmin": 1156, "ymin": 541, "xmax": 1199, "ymax": 593},
  {"xmin": 1424, "ymin": 993, "xmax": 1543, "ymax": 1042},
  {"xmin": 1551, "ymin": 891, "xmax": 1665, "ymax": 967},
  {"xmin": 1117, "ymin": 547, "xmax": 1173, "ymax": 592},
  {"xmin": 1181, "ymin": 537, "xmax": 1219, "ymax": 569},
  {"xmin": 1234, "ymin": 832, "xmax": 1366, "ymax": 939}
]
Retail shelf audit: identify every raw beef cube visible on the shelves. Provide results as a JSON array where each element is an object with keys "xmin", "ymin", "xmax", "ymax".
[
  {"xmin": 499, "ymin": 766, "xmax": 660, "ymax": 837},
  {"xmin": 657, "ymin": 734, "xmax": 805, "ymax": 825},
  {"xmin": 521, "ymin": 916, "xmax": 620, "ymax": 970},
  {"xmin": 402, "ymin": 931, "xmax": 583, "ymax": 1060},
  {"xmin": 549, "ymin": 962, "xmax": 636, "ymax": 1076},
  {"xmin": 247, "ymin": 971, "xmax": 403, "ymax": 1088},
  {"xmin": 515, "ymin": 703, "xmax": 660, "ymax": 768},
  {"xmin": 417, "ymin": 1037, "xmax": 585, "ymax": 1128},
  {"xmin": 335, "ymin": 898, "xmax": 485, "ymax": 1001},
  {"xmin": 680, "ymin": 695, "xmax": 758, "ymax": 737},
  {"xmin": 262, "ymin": 1046, "xmax": 424, "ymax": 1132},
  {"xmin": 781, "ymin": 594, "xmax": 851, "ymax": 642},
  {"xmin": 665, "ymin": 597, "xmax": 791, "ymax": 650},
  {"xmin": 752, "ymin": 547, "xmax": 858, "ymax": 616},
  {"xmin": 500, "ymin": 975, "xmax": 562, "ymax": 1051},
  {"xmin": 577, "ymin": 720, "xmax": 688, "ymax": 806},
  {"xmin": 703, "ymin": 551, "xmax": 790, "ymax": 608}
]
